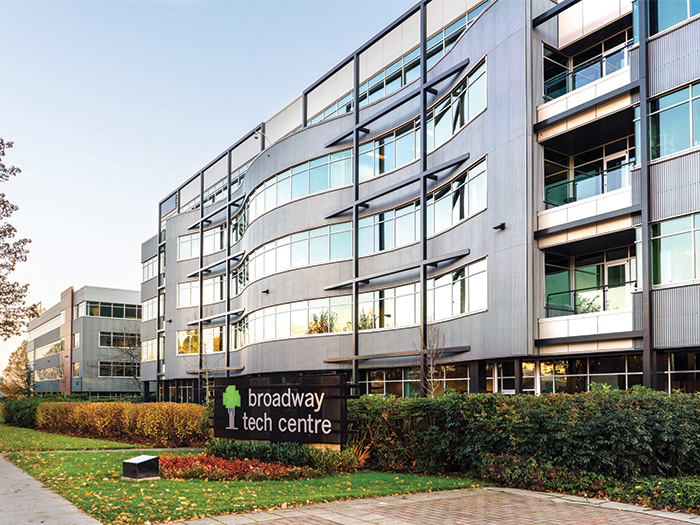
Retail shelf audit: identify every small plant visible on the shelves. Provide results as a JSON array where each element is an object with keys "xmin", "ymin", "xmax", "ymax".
[{"xmin": 159, "ymin": 453, "xmax": 319, "ymax": 481}]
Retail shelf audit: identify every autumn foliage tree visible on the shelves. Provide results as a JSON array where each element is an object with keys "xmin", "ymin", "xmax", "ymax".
[
  {"xmin": 1, "ymin": 340, "xmax": 31, "ymax": 397},
  {"xmin": 0, "ymin": 139, "xmax": 35, "ymax": 339}
]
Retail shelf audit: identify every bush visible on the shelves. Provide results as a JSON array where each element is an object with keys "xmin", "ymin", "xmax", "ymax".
[
  {"xmin": 205, "ymin": 439, "xmax": 358, "ymax": 474},
  {"xmin": 159, "ymin": 453, "xmax": 319, "ymax": 481},
  {"xmin": 348, "ymin": 388, "xmax": 700, "ymax": 478},
  {"xmin": 478, "ymin": 453, "xmax": 609, "ymax": 496},
  {"xmin": 3, "ymin": 397, "xmax": 43, "ymax": 428},
  {"xmin": 36, "ymin": 402, "xmax": 211, "ymax": 447}
]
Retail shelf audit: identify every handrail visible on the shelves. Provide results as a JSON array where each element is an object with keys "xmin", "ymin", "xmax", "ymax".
[
  {"xmin": 546, "ymin": 280, "xmax": 636, "ymax": 317},
  {"xmin": 544, "ymin": 160, "xmax": 633, "ymax": 208},
  {"xmin": 544, "ymin": 41, "xmax": 633, "ymax": 102}
]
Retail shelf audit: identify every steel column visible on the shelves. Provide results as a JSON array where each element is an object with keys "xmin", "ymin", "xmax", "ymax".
[
  {"xmin": 419, "ymin": 1, "xmax": 429, "ymax": 397},
  {"xmin": 638, "ymin": 0, "xmax": 656, "ymax": 388}
]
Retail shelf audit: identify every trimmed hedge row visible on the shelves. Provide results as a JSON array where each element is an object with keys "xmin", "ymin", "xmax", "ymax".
[
  {"xmin": 480, "ymin": 453, "xmax": 700, "ymax": 515},
  {"xmin": 205, "ymin": 439, "xmax": 359, "ymax": 474},
  {"xmin": 348, "ymin": 388, "xmax": 700, "ymax": 478},
  {"xmin": 37, "ymin": 402, "xmax": 211, "ymax": 447}
]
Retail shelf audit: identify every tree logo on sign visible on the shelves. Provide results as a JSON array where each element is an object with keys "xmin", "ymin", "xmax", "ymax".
[{"xmin": 223, "ymin": 385, "xmax": 242, "ymax": 430}]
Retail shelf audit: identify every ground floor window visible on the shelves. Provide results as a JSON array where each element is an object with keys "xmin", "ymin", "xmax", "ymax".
[
  {"xmin": 359, "ymin": 365, "xmax": 469, "ymax": 397},
  {"xmin": 659, "ymin": 351, "xmax": 700, "ymax": 393},
  {"xmin": 523, "ymin": 354, "xmax": 642, "ymax": 394}
]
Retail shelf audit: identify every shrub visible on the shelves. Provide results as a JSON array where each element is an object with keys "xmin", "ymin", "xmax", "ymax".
[
  {"xmin": 348, "ymin": 388, "xmax": 700, "ymax": 478},
  {"xmin": 3, "ymin": 397, "xmax": 43, "ymax": 428},
  {"xmin": 36, "ymin": 402, "xmax": 211, "ymax": 447},
  {"xmin": 477, "ymin": 453, "xmax": 609, "ymax": 496},
  {"xmin": 205, "ymin": 439, "xmax": 358, "ymax": 474},
  {"xmin": 159, "ymin": 453, "xmax": 319, "ymax": 481}
]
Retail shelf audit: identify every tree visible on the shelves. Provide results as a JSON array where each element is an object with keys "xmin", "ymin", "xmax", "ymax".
[
  {"xmin": 1, "ymin": 340, "xmax": 31, "ymax": 397},
  {"xmin": 0, "ymin": 139, "xmax": 36, "ymax": 339},
  {"xmin": 414, "ymin": 324, "xmax": 446, "ymax": 397}
]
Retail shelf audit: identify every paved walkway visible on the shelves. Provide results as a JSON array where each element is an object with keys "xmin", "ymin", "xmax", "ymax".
[
  {"xmin": 0, "ymin": 455, "xmax": 99, "ymax": 524},
  {"xmin": 178, "ymin": 488, "xmax": 700, "ymax": 525},
  {"xmin": 2, "ymin": 453, "xmax": 700, "ymax": 525}
]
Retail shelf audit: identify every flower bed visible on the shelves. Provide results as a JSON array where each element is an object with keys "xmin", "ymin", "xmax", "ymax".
[{"xmin": 159, "ymin": 453, "xmax": 320, "ymax": 481}]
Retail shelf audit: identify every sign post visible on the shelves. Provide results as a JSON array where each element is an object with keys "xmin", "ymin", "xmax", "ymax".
[{"xmin": 213, "ymin": 373, "xmax": 349, "ymax": 445}]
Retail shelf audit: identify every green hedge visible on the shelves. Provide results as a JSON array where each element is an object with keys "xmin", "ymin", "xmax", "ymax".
[
  {"xmin": 479, "ymin": 453, "xmax": 700, "ymax": 515},
  {"xmin": 348, "ymin": 388, "xmax": 700, "ymax": 478},
  {"xmin": 205, "ymin": 439, "xmax": 358, "ymax": 475},
  {"xmin": 3, "ymin": 397, "xmax": 43, "ymax": 428}
]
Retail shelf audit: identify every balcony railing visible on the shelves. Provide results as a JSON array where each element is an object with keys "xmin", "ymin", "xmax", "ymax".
[
  {"xmin": 544, "ymin": 42, "xmax": 633, "ymax": 102},
  {"xmin": 544, "ymin": 161, "xmax": 632, "ymax": 209},
  {"xmin": 545, "ymin": 280, "xmax": 635, "ymax": 318}
]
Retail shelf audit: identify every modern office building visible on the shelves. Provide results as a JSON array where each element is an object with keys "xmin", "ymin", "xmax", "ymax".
[
  {"xmin": 140, "ymin": 0, "xmax": 700, "ymax": 402},
  {"xmin": 27, "ymin": 286, "xmax": 142, "ymax": 397}
]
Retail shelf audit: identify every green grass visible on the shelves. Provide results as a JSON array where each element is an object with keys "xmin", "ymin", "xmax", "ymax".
[
  {"xmin": 0, "ymin": 423, "xmax": 136, "ymax": 452},
  {"xmin": 6, "ymin": 450, "xmax": 478, "ymax": 525}
]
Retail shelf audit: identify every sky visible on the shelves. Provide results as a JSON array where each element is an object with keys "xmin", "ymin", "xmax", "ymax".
[{"xmin": 0, "ymin": 0, "xmax": 418, "ymax": 372}]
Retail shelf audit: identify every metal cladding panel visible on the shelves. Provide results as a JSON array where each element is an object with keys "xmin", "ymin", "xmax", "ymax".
[
  {"xmin": 633, "ymin": 291, "xmax": 642, "ymax": 331},
  {"xmin": 141, "ymin": 235, "xmax": 158, "ymax": 263},
  {"xmin": 629, "ymin": 46, "xmax": 639, "ymax": 82},
  {"xmin": 653, "ymin": 284, "xmax": 700, "ymax": 348},
  {"xmin": 650, "ymin": 150, "xmax": 700, "ymax": 222},
  {"xmin": 631, "ymin": 168, "xmax": 642, "ymax": 206},
  {"xmin": 648, "ymin": 17, "xmax": 700, "ymax": 97}
]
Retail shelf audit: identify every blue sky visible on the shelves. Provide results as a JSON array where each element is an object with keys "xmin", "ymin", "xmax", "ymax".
[{"xmin": 0, "ymin": 0, "xmax": 417, "ymax": 371}]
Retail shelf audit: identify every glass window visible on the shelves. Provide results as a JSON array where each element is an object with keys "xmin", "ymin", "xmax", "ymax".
[
  {"xmin": 330, "ymin": 230, "xmax": 351, "ymax": 260},
  {"xmin": 651, "ymin": 215, "xmax": 698, "ymax": 285}
]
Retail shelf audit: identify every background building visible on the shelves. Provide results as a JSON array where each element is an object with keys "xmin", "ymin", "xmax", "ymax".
[
  {"xmin": 28, "ymin": 286, "xmax": 142, "ymax": 397},
  {"xmin": 141, "ymin": 0, "xmax": 700, "ymax": 401}
]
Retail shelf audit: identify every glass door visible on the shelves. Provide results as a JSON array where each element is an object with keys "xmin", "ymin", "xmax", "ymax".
[
  {"xmin": 605, "ymin": 261, "xmax": 630, "ymax": 310},
  {"xmin": 604, "ymin": 154, "xmax": 630, "ymax": 192}
]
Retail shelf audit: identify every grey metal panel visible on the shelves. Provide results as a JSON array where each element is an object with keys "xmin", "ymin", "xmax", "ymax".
[
  {"xmin": 631, "ymin": 168, "xmax": 641, "ymax": 206},
  {"xmin": 141, "ymin": 278, "xmax": 157, "ymax": 302},
  {"xmin": 629, "ymin": 46, "xmax": 639, "ymax": 82},
  {"xmin": 142, "ymin": 235, "xmax": 158, "ymax": 263},
  {"xmin": 648, "ymin": 17, "xmax": 700, "ymax": 97},
  {"xmin": 28, "ymin": 303, "xmax": 61, "ymax": 332},
  {"xmin": 633, "ymin": 291, "xmax": 643, "ymax": 331},
  {"xmin": 650, "ymin": 150, "xmax": 700, "ymax": 222},
  {"xmin": 652, "ymin": 283, "xmax": 700, "ymax": 348}
]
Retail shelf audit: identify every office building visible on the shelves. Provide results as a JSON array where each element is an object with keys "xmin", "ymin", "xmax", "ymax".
[
  {"xmin": 28, "ymin": 286, "xmax": 142, "ymax": 397},
  {"xmin": 140, "ymin": 0, "xmax": 700, "ymax": 401}
]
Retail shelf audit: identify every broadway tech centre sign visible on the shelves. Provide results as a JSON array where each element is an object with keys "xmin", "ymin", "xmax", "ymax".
[{"xmin": 213, "ymin": 373, "xmax": 349, "ymax": 445}]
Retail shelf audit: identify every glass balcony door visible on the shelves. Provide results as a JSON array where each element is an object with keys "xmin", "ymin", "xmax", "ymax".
[
  {"xmin": 603, "ymin": 154, "xmax": 630, "ymax": 193},
  {"xmin": 605, "ymin": 260, "xmax": 630, "ymax": 310}
]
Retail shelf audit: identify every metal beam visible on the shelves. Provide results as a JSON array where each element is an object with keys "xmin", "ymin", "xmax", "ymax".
[
  {"xmin": 325, "ymin": 57, "xmax": 471, "ymax": 148},
  {"xmin": 186, "ymin": 366, "xmax": 245, "ymax": 374},
  {"xmin": 323, "ymin": 346, "xmax": 470, "ymax": 363},
  {"xmin": 324, "ymin": 152, "xmax": 471, "ymax": 219},
  {"xmin": 532, "ymin": 0, "xmax": 583, "ymax": 28},
  {"xmin": 535, "ymin": 331, "xmax": 643, "ymax": 346},
  {"xmin": 324, "ymin": 248, "xmax": 470, "ymax": 291},
  {"xmin": 186, "ymin": 308, "xmax": 245, "ymax": 326},
  {"xmin": 187, "ymin": 250, "xmax": 245, "ymax": 279}
]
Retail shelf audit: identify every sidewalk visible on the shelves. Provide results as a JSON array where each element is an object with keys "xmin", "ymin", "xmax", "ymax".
[
  {"xmin": 2, "ymin": 452, "xmax": 699, "ymax": 525},
  {"xmin": 178, "ymin": 487, "xmax": 700, "ymax": 525},
  {"xmin": 0, "ymin": 455, "xmax": 99, "ymax": 525}
]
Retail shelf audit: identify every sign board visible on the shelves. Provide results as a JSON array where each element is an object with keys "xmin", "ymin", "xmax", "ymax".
[{"xmin": 213, "ymin": 373, "xmax": 349, "ymax": 445}]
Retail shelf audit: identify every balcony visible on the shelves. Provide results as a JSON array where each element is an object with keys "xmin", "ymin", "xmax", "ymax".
[
  {"xmin": 545, "ymin": 281, "xmax": 635, "ymax": 317},
  {"xmin": 544, "ymin": 161, "xmax": 632, "ymax": 209},
  {"xmin": 544, "ymin": 42, "xmax": 634, "ymax": 103},
  {"xmin": 539, "ymin": 232, "xmax": 637, "ymax": 344}
]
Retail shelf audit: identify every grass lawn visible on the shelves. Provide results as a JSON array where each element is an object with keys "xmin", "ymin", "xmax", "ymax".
[
  {"xmin": 6, "ymin": 450, "xmax": 478, "ymax": 525},
  {"xmin": 0, "ymin": 423, "xmax": 136, "ymax": 452}
]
